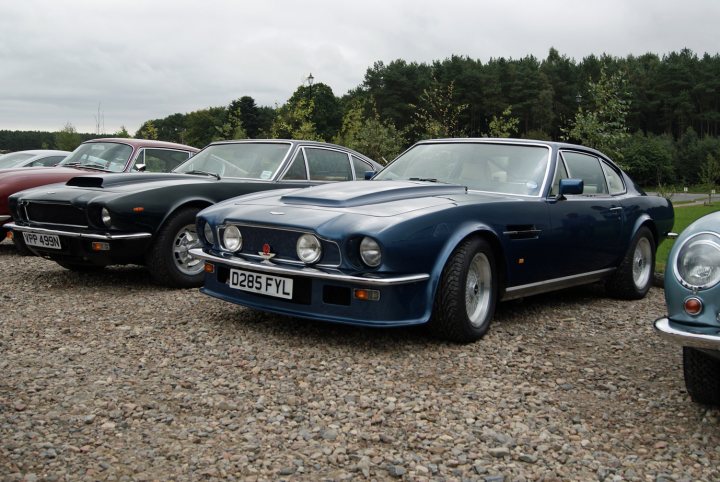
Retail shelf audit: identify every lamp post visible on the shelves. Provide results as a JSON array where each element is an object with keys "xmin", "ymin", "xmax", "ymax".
[{"xmin": 307, "ymin": 73, "xmax": 314, "ymax": 98}]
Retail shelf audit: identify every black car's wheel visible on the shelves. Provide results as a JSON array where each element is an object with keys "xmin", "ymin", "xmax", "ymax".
[
  {"xmin": 56, "ymin": 260, "xmax": 105, "ymax": 272},
  {"xmin": 428, "ymin": 236, "xmax": 498, "ymax": 343},
  {"xmin": 683, "ymin": 347, "xmax": 720, "ymax": 405},
  {"xmin": 606, "ymin": 226, "xmax": 655, "ymax": 300},
  {"xmin": 146, "ymin": 207, "xmax": 204, "ymax": 288},
  {"xmin": 11, "ymin": 232, "xmax": 33, "ymax": 256}
]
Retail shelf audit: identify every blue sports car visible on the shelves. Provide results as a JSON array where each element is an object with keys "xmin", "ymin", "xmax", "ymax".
[
  {"xmin": 655, "ymin": 212, "xmax": 720, "ymax": 404},
  {"xmin": 190, "ymin": 138, "xmax": 674, "ymax": 342}
]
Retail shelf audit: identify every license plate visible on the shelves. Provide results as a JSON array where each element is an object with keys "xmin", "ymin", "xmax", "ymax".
[
  {"xmin": 228, "ymin": 269, "xmax": 293, "ymax": 299},
  {"xmin": 22, "ymin": 231, "xmax": 62, "ymax": 250}
]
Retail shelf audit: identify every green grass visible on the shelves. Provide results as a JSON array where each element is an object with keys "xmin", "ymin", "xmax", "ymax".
[{"xmin": 656, "ymin": 203, "xmax": 720, "ymax": 272}]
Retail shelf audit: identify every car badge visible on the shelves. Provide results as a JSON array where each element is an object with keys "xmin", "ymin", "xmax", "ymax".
[
  {"xmin": 46, "ymin": 191, "xmax": 56, "ymax": 195},
  {"xmin": 270, "ymin": 211, "xmax": 285, "ymax": 215},
  {"xmin": 258, "ymin": 243, "xmax": 276, "ymax": 260}
]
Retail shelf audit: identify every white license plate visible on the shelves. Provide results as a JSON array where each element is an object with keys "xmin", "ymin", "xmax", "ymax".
[
  {"xmin": 22, "ymin": 231, "xmax": 62, "ymax": 250},
  {"xmin": 228, "ymin": 269, "xmax": 293, "ymax": 299}
]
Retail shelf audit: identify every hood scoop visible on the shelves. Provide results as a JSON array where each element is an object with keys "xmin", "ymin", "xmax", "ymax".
[
  {"xmin": 281, "ymin": 181, "xmax": 467, "ymax": 208},
  {"xmin": 66, "ymin": 173, "xmax": 188, "ymax": 188}
]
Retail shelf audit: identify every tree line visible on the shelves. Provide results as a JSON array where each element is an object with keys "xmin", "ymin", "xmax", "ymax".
[{"xmin": 3, "ymin": 48, "xmax": 720, "ymax": 188}]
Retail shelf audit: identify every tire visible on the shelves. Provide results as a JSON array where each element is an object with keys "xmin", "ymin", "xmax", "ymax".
[
  {"xmin": 606, "ymin": 226, "xmax": 655, "ymax": 300},
  {"xmin": 145, "ymin": 207, "xmax": 204, "ymax": 288},
  {"xmin": 427, "ymin": 236, "xmax": 498, "ymax": 343},
  {"xmin": 12, "ymin": 232, "xmax": 33, "ymax": 256},
  {"xmin": 683, "ymin": 347, "xmax": 720, "ymax": 405},
  {"xmin": 56, "ymin": 261, "xmax": 105, "ymax": 272}
]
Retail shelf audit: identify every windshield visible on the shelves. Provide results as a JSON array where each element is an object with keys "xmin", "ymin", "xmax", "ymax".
[
  {"xmin": 174, "ymin": 142, "xmax": 292, "ymax": 179},
  {"xmin": 59, "ymin": 142, "xmax": 133, "ymax": 172},
  {"xmin": 0, "ymin": 152, "xmax": 35, "ymax": 169},
  {"xmin": 374, "ymin": 142, "xmax": 551, "ymax": 196}
]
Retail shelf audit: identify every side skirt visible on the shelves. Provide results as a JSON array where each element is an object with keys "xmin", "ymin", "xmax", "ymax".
[{"xmin": 501, "ymin": 268, "xmax": 615, "ymax": 301}]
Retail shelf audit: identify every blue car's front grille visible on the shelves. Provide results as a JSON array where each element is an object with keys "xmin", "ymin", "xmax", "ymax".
[{"xmin": 223, "ymin": 224, "xmax": 341, "ymax": 267}]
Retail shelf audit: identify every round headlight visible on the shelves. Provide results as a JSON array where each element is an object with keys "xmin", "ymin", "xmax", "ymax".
[
  {"xmin": 222, "ymin": 225, "xmax": 242, "ymax": 252},
  {"xmin": 101, "ymin": 207, "xmax": 112, "ymax": 228},
  {"xmin": 359, "ymin": 237, "xmax": 381, "ymax": 267},
  {"xmin": 296, "ymin": 234, "xmax": 322, "ymax": 264},
  {"xmin": 203, "ymin": 222, "xmax": 215, "ymax": 245},
  {"xmin": 675, "ymin": 232, "xmax": 720, "ymax": 289}
]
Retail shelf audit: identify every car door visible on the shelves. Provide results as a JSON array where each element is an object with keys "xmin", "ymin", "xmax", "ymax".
[{"xmin": 546, "ymin": 150, "xmax": 624, "ymax": 277}]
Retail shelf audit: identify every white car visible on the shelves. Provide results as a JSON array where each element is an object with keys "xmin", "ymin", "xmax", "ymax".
[{"xmin": 0, "ymin": 149, "xmax": 71, "ymax": 170}]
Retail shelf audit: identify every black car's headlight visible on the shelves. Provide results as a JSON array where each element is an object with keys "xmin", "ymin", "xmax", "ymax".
[
  {"xmin": 359, "ymin": 236, "xmax": 381, "ymax": 267},
  {"xmin": 675, "ymin": 232, "xmax": 720, "ymax": 290},
  {"xmin": 222, "ymin": 225, "xmax": 242, "ymax": 252},
  {"xmin": 296, "ymin": 233, "xmax": 322, "ymax": 264},
  {"xmin": 202, "ymin": 222, "xmax": 215, "ymax": 245},
  {"xmin": 101, "ymin": 207, "xmax": 112, "ymax": 228}
]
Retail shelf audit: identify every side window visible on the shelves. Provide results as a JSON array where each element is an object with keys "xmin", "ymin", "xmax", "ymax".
[
  {"xmin": 143, "ymin": 149, "xmax": 192, "ymax": 172},
  {"xmin": 601, "ymin": 161, "xmax": 625, "ymax": 195},
  {"xmin": 352, "ymin": 155, "xmax": 374, "ymax": 180},
  {"xmin": 31, "ymin": 156, "xmax": 65, "ymax": 167},
  {"xmin": 561, "ymin": 151, "xmax": 608, "ymax": 195},
  {"xmin": 305, "ymin": 148, "xmax": 352, "ymax": 181},
  {"xmin": 282, "ymin": 151, "xmax": 308, "ymax": 180},
  {"xmin": 550, "ymin": 157, "xmax": 569, "ymax": 196}
]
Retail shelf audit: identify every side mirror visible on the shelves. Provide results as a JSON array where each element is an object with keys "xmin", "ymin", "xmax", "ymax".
[
  {"xmin": 558, "ymin": 178, "xmax": 583, "ymax": 197},
  {"xmin": 364, "ymin": 171, "xmax": 377, "ymax": 180},
  {"xmin": 135, "ymin": 163, "xmax": 146, "ymax": 172}
]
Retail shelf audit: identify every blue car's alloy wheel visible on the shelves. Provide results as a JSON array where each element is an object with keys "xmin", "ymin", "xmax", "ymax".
[{"xmin": 607, "ymin": 226, "xmax": 655, "ymax": 300}]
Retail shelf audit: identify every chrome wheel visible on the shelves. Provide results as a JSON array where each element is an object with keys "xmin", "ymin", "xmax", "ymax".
[
  {"xmin": 465, "ymin": 252, "xmax": 492, "ymax": 327},
  {"xmin": 173, "ymin": 224, "xmax": 203, "ymax": 275},
  {"xmin": 633, "ymin": 237, "xmax": 652, "ymax": 289}
]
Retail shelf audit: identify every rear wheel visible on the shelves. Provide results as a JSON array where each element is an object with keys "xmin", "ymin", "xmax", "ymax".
[
  {"xmin": 428, "ymin": 236, "xmax": 498, "ymax": 343},
  {"xmin": 146, "ymin": 207, "xmax": 204, "ymax": 288},
  {"xmin": 683, "ymin": 347, "xmax": 720, "ymax": 405},
  {"xmin": 606, "ymin": 226, "xmax": 655, "ymax": 299}
]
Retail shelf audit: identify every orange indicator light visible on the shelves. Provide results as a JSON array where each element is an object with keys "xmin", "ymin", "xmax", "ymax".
[
  {"xmin": 518, "ymin": 258, "xmax": 525, "ymax": 264},
  {"xmin": 204, "ymin": 262, "xmax": 215, "ymax": 274},
  {"xmin": 132, "ymin": 207, "xmax": 144, "ymax": 213},
  {"xmin": 6, "ymin": 231, "xmax": 13, "ymax": 240},
  {"xmin": 354, "ymin": 289, "xmax": 380, "ymax": 301},
  {"xmin": 91, "ymin": 242, "xmax": 110, "ymax": 251},
  {"xmin": 684, "ymin": 297, "xmax": 703, "ymax": 315}
]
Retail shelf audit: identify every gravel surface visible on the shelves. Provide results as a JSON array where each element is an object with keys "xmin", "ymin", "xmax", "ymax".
[{"xmin": 1, "ymin": 237, "xmax": 719, "ymax": 481}]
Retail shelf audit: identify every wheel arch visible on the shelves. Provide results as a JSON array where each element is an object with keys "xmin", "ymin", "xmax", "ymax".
[
  {"xmin": 154, "ymin": 199, "xmax": 215, "ymax": 235},
  {"xmin": 428, "ymin": 224, "xmax": 507, "ymax": 303},
  {"xmin": 630, "ymin": 214, "xmax": 659, "ymax": 247}
]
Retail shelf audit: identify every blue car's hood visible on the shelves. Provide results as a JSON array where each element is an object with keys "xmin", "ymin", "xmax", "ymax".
[{"xmin": 279, "ymin": 180, "xmax": 467, "ymax": 208}]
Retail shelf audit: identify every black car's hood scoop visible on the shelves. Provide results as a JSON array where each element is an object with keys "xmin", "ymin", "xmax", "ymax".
[
  {"xmin": 280, "ymin": 181, "xmax": 467, "ymax": 208},
  {"xmin": 66, "ymin": 173, "xmax": 191, "ymax": 188}
]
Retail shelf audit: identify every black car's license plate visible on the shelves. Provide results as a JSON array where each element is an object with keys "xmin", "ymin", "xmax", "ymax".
[{"xmin": 22, "ymin": 232, "xmax": 61, "ymax": 250}]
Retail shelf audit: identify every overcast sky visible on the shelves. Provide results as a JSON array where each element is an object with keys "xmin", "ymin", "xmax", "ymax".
[{"xmin": 1, "ymin": 0, "xmax": 718, "ymax": 135}]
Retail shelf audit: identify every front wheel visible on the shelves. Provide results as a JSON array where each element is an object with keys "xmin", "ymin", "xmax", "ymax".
[
  {"xmin": 146, "ymin": 207, "xmax": 204, "ymax": 288},
  {"xmin": 606, "ymin": 226, "xmax": 655, "ymax": 300},
  {"xmin": 427, "ymin": 236, "xmax": 498, "ymax": 343},
  {"xmin": 683, "ymin": 347, "xmax": 720, "ymax": 405}
]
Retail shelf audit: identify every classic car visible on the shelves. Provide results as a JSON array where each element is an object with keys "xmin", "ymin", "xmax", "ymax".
[
  {"xmin": 190, "ymin": 138, "xmax": 675, "ymax": 342},
  {"xmin": 0, "ymin": 138, "xmax": 198, "ymax": 241},
  {"xmin": 8, "ymin": 140, "xmax": 380, "ymax": 288},
  {"xmin": 654, "ymin": 211, "xmax": 720, "ymax": 404},
  {"xmin": 0, "ymin": 149, "xmax": 71, "ymax": 169}
]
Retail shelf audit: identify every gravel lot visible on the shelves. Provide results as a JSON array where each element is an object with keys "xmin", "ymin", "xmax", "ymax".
[{"xmin": 1, "ymin": 237, "xmax": 719, "ymax": 481}]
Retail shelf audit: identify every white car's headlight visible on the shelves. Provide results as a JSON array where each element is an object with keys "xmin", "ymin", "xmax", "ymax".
[
  {"xmin": 101, "ymin": 207, "xmax": 112, "ymax": 228},
  {"xmin": 675, "ymin": 232, "xmax": 720, "ymax": 289},
  {"xmin": 203, "ymin": 222, "xmax": 215, "ymax": 245},
  {"xmin": 360, "ymin": 237, "xmax": 381, "ymax": 267},
  {"xmin": 222, "ymin": 225, "xmax": 242, "ymax": 252},
  {"xmin": 296, "ymin": 234, "xmax": 322, "ymax": 264}
]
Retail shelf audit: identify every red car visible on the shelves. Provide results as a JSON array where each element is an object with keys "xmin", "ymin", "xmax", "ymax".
[{"xmin": 0, "ymin": 138, "xmax": 199, "ymax": 241}]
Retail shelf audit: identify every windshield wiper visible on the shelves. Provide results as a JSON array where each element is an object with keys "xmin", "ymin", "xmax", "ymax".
[
  {"xmin": 184, "ymin": 170, "xmax": 221, "ymax": 180},
  {"xmin": 409, "ymin": 177, "xmax": 438, "ymax": 182}
]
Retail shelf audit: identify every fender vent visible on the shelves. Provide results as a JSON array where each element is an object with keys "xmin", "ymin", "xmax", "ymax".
[{"xmin": 504, "ymin": 224, "xmax": 541, "ymax": 240}]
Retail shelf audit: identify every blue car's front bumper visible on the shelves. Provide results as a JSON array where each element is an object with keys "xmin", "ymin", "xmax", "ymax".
[
  {"xmin": 654, "ymin": 317, "xmax": 720, "ymax": 350},
  {"xmin": 190, "ymin": 248, "xmax": 432, "ymax": 327}
]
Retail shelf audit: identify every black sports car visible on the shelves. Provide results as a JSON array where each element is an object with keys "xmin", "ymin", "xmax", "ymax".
[{"xmin": 8, "ymin": 140, "xmax": 380, "ymax": 287}]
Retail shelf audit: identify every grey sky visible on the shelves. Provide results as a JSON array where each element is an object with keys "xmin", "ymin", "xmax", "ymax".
[{"xmin": 1, "ymin": 0, "xmax": 718, "ymax": 135}]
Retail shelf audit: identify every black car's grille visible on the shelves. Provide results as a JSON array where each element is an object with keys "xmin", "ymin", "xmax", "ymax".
[
  {"xmin": 22, "ymin": 202, "xmax": 88, "ymax": 227},
  {"xmin": 224, "ymin": 224, "xmax": 341, "ymax": 267}
]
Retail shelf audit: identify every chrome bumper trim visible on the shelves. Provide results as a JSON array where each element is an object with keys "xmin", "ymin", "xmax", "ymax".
[
  {"xmin": 654, "ymin": 317, "xmax": 720, "ymax": 350},
  {"xmin": 189, "ymin": 248, "xmax": 429, "ymax": 287},
  {"xmin": 6, "ymin": 223, "xmax": 152, "ymax": 241},
  {"xmin": 0, "ymin": 215, "xmax": 10, "ymax": 223}
]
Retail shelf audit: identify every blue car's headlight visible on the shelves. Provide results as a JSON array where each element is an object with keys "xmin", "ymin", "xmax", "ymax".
[
  {"xmin": 360, "ymin": 236, "xmax": 382, "ymax": 267},
  {"xmin": 296, "ymin": 234, "xmax": 322, "ymax": 264},
  {"xmin": 222, "ymin": 225, "xmax": 242, "ymax": 252},
  {"xmin": 202, "ymin": 222, "xmax": 215, "ymax": 245},
  {"xmin": 675, "ymin": 232, "xmax": 720, "ymax": 290}
]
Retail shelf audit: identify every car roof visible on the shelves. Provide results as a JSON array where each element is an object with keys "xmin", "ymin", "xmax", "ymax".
[
  {"xmin": 204, "ymin": 139, "xmax": 380, "ymax": 166},
  {"xmin": 83, "ymin": 138, "xmax": 199, "ymax": 152}
]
